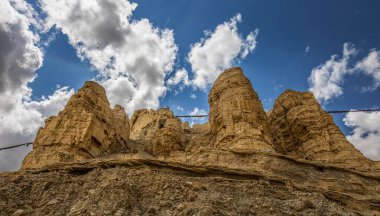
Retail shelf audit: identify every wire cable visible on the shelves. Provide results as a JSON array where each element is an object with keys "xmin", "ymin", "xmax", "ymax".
[
  {"xmin": 0, "ymin": 142, "xmax": 32, "ymax": 151},
  {"xmin": 0, "ymin": 109, "xmax": 379, "ymax": 151}
]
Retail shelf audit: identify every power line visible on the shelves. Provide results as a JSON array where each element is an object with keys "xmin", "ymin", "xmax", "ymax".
[
  {"xmin": 326, "ymin": 109, "xmax": 380, "ymax": 114},
  {"xmin": 0, "ymin": 142, "xmax": 32, "ymax": 151},
  {"xmin": 175, "ymin": 109, "xmax": 380, "ymax": 118},
  {"xmin": 175, "ymin": 115, "xmax": 208, "ymax": 118},
  {"xmin": 0, "ymin": 109, "xmax": 379, "ymax": 151}
]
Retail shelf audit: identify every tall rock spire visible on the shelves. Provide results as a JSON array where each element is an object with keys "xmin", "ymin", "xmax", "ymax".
[
  {"xmin": 268, "ymin": 90, "xmax": 366, "ymax": 165},
  {"xmin": 208, "ymin": 67, "xmax": 274, "ymax": 153},
  {"xmin": 22, "ymin": 81, "xmax": 130, "ymax": 169}
]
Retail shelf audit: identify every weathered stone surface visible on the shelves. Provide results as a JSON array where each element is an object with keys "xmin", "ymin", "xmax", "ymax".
[
  {"xmin": 268, "ymin": 90, "xmax": 366, "ymax": 165},
  {"xmin": 183, "ymin": 122, "xmax": 212, "ymax": 153},
  {"xmin": 22, "ymin": 81, "xmax": 130, "ymax": 169},
  {"xmin": 1, "ymin": 152, "xmax": 380, "ymax": 215},
  {"xmin": 208, "ymin": 67, "xmax": 274, "ymax": 153},
  {"xmin": 130, "ymin": 108, "xmax": 183, "ymax": 156},
  {"xmin": 192, "ymin": 122, "xmax": 210, "ymax": 134},
  {"xmin": 3, "ymin": 67, "xmax": 380, "ymax": 215}
]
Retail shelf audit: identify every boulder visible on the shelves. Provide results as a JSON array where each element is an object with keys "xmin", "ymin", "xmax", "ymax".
[
  {"xmin": 22, "ymin": 81, "xmax": 130, "ymax": 169},
  {"xmin": 208, "ymin": 67, "xmax": 274, "ymax": 153}
]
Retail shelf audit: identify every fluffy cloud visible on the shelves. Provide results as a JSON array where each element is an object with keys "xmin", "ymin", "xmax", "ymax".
[
  {"xmin": 24, "ymin": 86, "xmax": 74, "ymax": 118},
  {"xmin": 189, "ymin": 107, "xmax": 208, "ymax": 116},
  {"xmin": 188, "ymin": 13, "xmax": 258, "ymax": 89},
  {"xmin": 0, "ymin": 86, "xmax": 73, "ymax": 172},
  {"xmin": 308, "ymin": 44, "xmax": 380, "ymax": 104},
  {"xmin": 344, "ymin": 112, "xmax": 380, "ymax": 160},
  {"xmin": 40, "ymin": 0, "xmax": 178, "ymax": 114},
  {"xmin": 167, "ymin": 68, "xmax": 191, "ymax": 87},
  {"xmin": 0, "ymin": 0, "xmax": 74, "ymax": 171},
  {"xmin": 0, "ymin": 0, "xmax": 42, "ymax": 106},
  {"xmin": 354, "ymin": 49, "xmax": 380, "ymax": 92},
  {"xmin": 308, "ymin": 43, "xmax": 356, "ymax": 104},
  {"xmin": 0, "ymin": 0, "xmax": 44, "ymax": 172}
]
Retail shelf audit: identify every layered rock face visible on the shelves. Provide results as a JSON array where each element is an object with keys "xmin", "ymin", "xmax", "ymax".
[
  {"xmin": 130, "ymin": 108, "xmax": 183, "ymax": 156},
  {"xmin": 21, "ymin": 68, "xmax": 370, "ymax": 168},
  {"xmin": 268, "ymin": 90, "xmax": 365, "ymax": 164},
  {"xmin": 208, "ymin": 67, "xmax": 274, "ymax": 152},
  {"xmin": 22, "ymin": 81, "xmax": 130, "ymax": 169},
  {"xmin": 4, "ymin": 67, "xmax": 380, "ymax": 215}
]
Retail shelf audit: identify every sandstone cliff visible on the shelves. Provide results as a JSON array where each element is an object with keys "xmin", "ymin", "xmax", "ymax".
[
  {"xmin": 208, "ymin": 67, "xmax": 274, "ymax": 153},
  {"xmin": 1, "ymin": 67, "xmax": 380, "ymax": 215},
  {"xmin": 268, "ymin": 90, "xmax": 368, "ymax": 168},
  {"xmin": 22, "ymin": 81, "xmax": 130, "ymax": 169}
]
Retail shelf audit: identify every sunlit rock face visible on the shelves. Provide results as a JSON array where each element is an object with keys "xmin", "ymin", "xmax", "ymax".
[
  {"xmin": 130, "ymin": 108, "xmax": 183, "ymax": 156},
  {"xmin": 268, "ymin": 90, "xmax": 366, "ymax": 165},
  {"xmin": 208, "ymin": 67, "xmax": 274, "ymax": 153},
  {"xmin": 21, "ymin": 68, "xmax": 371, "ymax": 170},
  {"xmin": 9, "ymin": 67, "xmax": 380, "ymax": 215},
  {"xmin": 22, "ymin": 81, "xmax": 130, "ymax": 169}
]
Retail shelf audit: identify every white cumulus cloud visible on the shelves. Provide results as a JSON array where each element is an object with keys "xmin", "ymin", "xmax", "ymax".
[
  {"xmin": 40, "ymin": 0, "xmax": 178, "ymax": 114},
  {"xmin": 167, "ymin": 68, "xmax": 191, "ymax": 87},
  {"xmin": 24, "ymin": 86, "xmax": 74, "ymax": 118},
  {"xmin": 188, "ymin": 13, "xmax": 258, "ymax": 89},
  {"xmin": 308, "ymin": 44, "xmax": 380, "ymax": 104},
  {"xmin": 308, "ymin": 43, "xmax": 356, "ymax": 104},
  {"xmin": 189, "ymin": 107, "xmax": 208, "ymax": 116},
  {"xmin": 0, "ymin": 0, "xmax": 74, "ymax": 172},
  {"xmin": 354, "ymin": 49, "xmax": 380, "ymax": 92},
  {"xmin": 344, "ymin": 111, "xmax": 380, "ymax": 161}
]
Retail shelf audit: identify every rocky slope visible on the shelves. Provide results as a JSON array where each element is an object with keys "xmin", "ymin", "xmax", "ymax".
[{"xmin": 1, "ymin": 67, "xmax": 380, "ymax": 215}]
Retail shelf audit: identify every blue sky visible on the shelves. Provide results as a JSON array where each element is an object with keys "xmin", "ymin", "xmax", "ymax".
[
  {"xmin": 1, "ymin": 0, "xmax": 380, "ymax": 170},
  {"xmin": 29, "ymin": 0, "xmax": 380, "ymax": 130}
]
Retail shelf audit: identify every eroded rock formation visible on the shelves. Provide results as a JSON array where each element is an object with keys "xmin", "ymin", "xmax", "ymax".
[
  {"xmin": 22, "ymin": 81, "xmax": 130, "ymax": 169},
  {"xmin": 5, "ymin": 67, "xmax": 379, "ymax": 215},
  {"xmin": 130, "ymin": 108, "xmax": 183, "ymax": 156},
  {"xmin": 208, "ymin": 67, "xmax": 274, "ymax": 153},
  {"xmin": 268, "ymin": 90, "xmax": 366, "ymax": 165},
  {"xmin": 21, "ymin": 68, "xmax": 373, "ymax": 169}
]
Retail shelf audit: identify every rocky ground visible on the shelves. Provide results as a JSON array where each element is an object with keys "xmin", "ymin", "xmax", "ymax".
[{"xmin": 1, "ymin": 156, "xmax": 377, "ymax": 216}]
